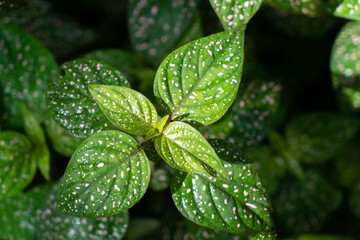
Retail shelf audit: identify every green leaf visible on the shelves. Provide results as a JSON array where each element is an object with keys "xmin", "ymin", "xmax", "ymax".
[
  {"xmin": 155, "ymin": 121, "xmax": 229, "ymax": 181},
  {"xmin": 0, "ymin": 131, "xmax": 36, "ymax": 199},
  {"xmin": 125, "ymin": 218, "xmax": 162, "ymax": 240},
  {"xmin": 22, "ymin": 104, "xmax": 46, "ymax": 145},
  {"xmin": 334, "ymin": 0, "xmax": 360, "ymax": 20},
  {"xmin": 210, "ymin": 0, "xmax": 263, "ymax": 30},
  {"xmin": 149, "ymin": 162, "xmax": 173, "ymax": 191},
  {"xmin": 349, "ymin": 179, "xmax": 360, "ymax": 219},
  {"xmin": 154, "ymin": 28, "xmax": 245, "ymax": 126},
  {"xmin": 128, "ymin": 0, "xmax": 199, "ymax": 64},
  {"xmin": 89, "ymin": 84, "xmax": 158, "ymax": 136},
  {"xmin": 251, "ymin": 232, "xmax": 276, "ymax": 240},
  {"xmin": 0, "ymin": 0, "xmax": 27, "ymax": 16},
  {"xmin": 175, "ymin": 11, "xmax": 204, "ymax": 48},
  {"xmin": 57, "ymin": 130, "xmax": 150, "ymax": 217},
  {"xmin": 0, "ymin": 25, "xmax": 58, "ymax": 128},
  {"xmin": 38, "ymin": 183, "xmax": 129, "ymax": 239},
  {"xmin": 285, "ymin": 112, "xmax": 359, "ymax": 164},
  {"xmin": 264, "ymin": 0, "xmax": 326, "ymax": 16},
  {"xmin": 32, "ymin": 144, "xmax": 50, "ymax": 181},
  {"xmin": 171, "ymin": 139, "xmax": 274, "ymax": 234},
  {"xmin": 330, "ymin": 21, "xmax": 360, "ymax": 112},
  {"xmin": 144, "ymin": 115, "xmax": 169, "ymax": 142},
  {"xmin": 47, "ymin": 59, "xmax": 130, "ymax": 139}
]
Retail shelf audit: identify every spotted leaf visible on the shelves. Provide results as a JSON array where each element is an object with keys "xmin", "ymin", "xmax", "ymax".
[
  {"xmin": 264, "ymin": 0, "xmax": 324, "ymax": 17},
  {"xmin": 171, "ymin": 139, "xmax": 274, "ymax": 234},
  {"xmin": 334, "ymin": 0, "xmax": 360, "ymax": 20},
  {"xmin": 47, "ymin": 59, "xmax": 130, "ymax": 139},
  {"xmin": 0, "ymin": 25, "xmax": 58, "ymax": 128},
  {"xmin": 285, "ymin": 112, "xmax": 359, "ymax": 164},
  {"xmin": 89, "ymin": 84, "xmax": 158, "ymax": 136},
  {"xmin": 251, "ymin": 232, "xmax": 276, "ymax": 240},
  {"xmin": 0, "ymin": 131, "xmax": 36, "ymax": 199},
  {"xmin": 57, "ymin": 130, "xmax": 150, "ymax": 217},
  {"xmin": 330, "ymin": 21, "xmax": 360, "ymax": 112},
  {"xmin": 38, "ymin": 183, "xmax": 129, "ymax": 240},
  {"xmin": 128, "ymin": 0, "xmax": 199, "ymax": 64},
  {"xmin": 154, "ymin": 28, "xmax": 244, "ymax": 126},
  {"xmin": 0, "ymin": 0, "xmax": 27, "ymax": 16},
  {"xmin": 210, "ymin": 0, "xmax": 263, "ymax": 30},
  {"xmin": 155, "ymin": 121, "xmax": 229, "ymax": 181}
]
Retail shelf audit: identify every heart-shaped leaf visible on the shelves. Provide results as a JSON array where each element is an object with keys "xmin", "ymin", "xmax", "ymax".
[
  {"xmin": 171, "ymin": 139, "xmax": 274, "ymax": 234},
  {"xmin": 154, "ymin": 28, "xmax": 245, "ymax": 126},
  {"xmin": 38, "ymin": 183, "xmax": 129, "ymax": 239},
  {"xmin": 0, "ymin": 0, "xmax": 27, "ymax": 16},
  {"xmin": 128, "ymin": 0, "xmax": 199, "ymax": 64},
  {"xmin": 89, "ymin": 84, "xmax": 158, "ymax": 136},
  {"xmin": 0, "ymin": 25, "xmax": 58, "ymax": 128},
  {"xmin": 210, "ymin": 0, "xmax": 263, "ymax": 30},
  {"xmin": 47, "ymin": 59, "xmax": 130, "ymax": 139},
  {"xmin": 155, "ymin": 121, "xmax": 229, "ymax": 181},
  {"xmin": 334, "ymin": 0, "xmax": 360, "ymax": 21},
  {"xmin": 57, "ymin": 130, "xmax": 150, "ymax": 217},
  {"xmin": 0, "ymin": 131, "xmax": 36, "ymax": 199},
  {"xmin": 285, "ymin": 112, "xmax": 359, "ymax": 164}
]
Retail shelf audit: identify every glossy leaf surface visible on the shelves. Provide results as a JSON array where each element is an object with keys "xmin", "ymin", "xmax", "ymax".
[
  {"xmin": 154, "ymin": 28, "xmax": 245, "ymax": 126},
  {"xmin": 0, "ymin": 131, "xmax": 36, "ymax": 199},
  {"xmin": 334, "ymin": 0, "xmax": 360, "ymax": 20},
  {"xmin": 47, "ymin": 59, "xmax": 130, "ymax": 139},
  {"xmin": 155, "ymin": 122, "xmax": 229, "ymax": 181},
  {"xmin": 251, "ymin": 232, "xmax": 276, "ymax": 240},
  {"xmin": 0, "ymin": 25, "xmax": 58, "ymax": 128},
  {"xmin": 57, "ymin": 130, "xmax": 150, "ymax": 217},
  {"xmin": 171, "ymin": 140, "xmax": 274, "ymax": 234},
  {"xmin": 38, "ymin": 183, "xmax": 129, "ymax": 240},
  {"xmin": 89, "ymin": 84, "xmax": 158, "ymax": 135},
  {"xmin": 210, "ymin": 0, "xmax": 263, "ymax": 30},
  {"xmin": 285, "ymin": 112, "xmax": 359, "ymax": 164}
]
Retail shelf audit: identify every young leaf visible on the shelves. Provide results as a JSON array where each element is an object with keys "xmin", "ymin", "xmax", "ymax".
[
  {"xmin": 0, "ymin": 25, "xmax": 58, "ymax": 128},
  {"xmin": 32, "ymin": 144, "xmax": 50, "ymax": 181},
  {"xmin": 0, "ymin": 131, "xmax": 36, "ymax": 199},
  {"xmin": 154, "ymin": 28, "xmax": 245, "ymax": 126},
  {"xmin": 22, "ymin": 104, "xmax": 46, "ymax": 145},
  {"xmin": 47, "ymin": 59, "xmax": 130, "ymax": 139},
  {"xmin": 334, "ymin": 0, "xmax": 360, "ymax": 21},
  {"xmin": 38, "ymin": 183, "xmax": 129, "ymax": 240},
  {"xmin": 155, "ymin": 121, "xmax": 229, "ymax": 181},
  {"xmin": 171, "ymin": 140, "xmax": 274, "ymax": 234},
  {"xmin": 209, "ymin": 0, "xmax": 263, "ymax": 30},
  {"xmin": 0, "ymin": 0, "xmax": 27, "ymax": 16},
  {"xmin": 285, "ymin": 112, "xmax": 359, "ymax": 164},
  {"xmin": 57, "ymin": 130, "xmax": 150, "ymax": 217},
  {"xmin": 89, "ymin": 84, "xmax": 158, "ymax": 136}
]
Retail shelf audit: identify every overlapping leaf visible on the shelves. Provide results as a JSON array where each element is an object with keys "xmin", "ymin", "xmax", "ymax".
[
  {"xmin": 0, "ymin": 131, "xmax": 36, "ymax": 199},
  {"xmin": 154, "ymin": 28, "xmax": 245, "ymax": 126},
  {"xmin": 334, "ymin": 0, "xmax": 360, "ymax": 20},
  {"xmin": 155, "ymin": 122, "xmax": 229, "ymax": 181},
  {"xmin": 89, "ymin": 84, "xmax": 158, "ymax": 135},
  {"xmin": 171, "ymin": 140, "xmax": 274, "ymax": 234},
  {"xmin": 0, "ymin": 25, "xmax": 58, "ymax": 128},
  {"xmin": 57, "ymin": 130, "xmax": 150, "ymax": 217},
  {"xmin": 210, "ymin": 0, "xmax": 263, "ymax": 30},
  {"xmin": 47, "ymin": 59, "xmax": 130, "ymax": 139}
]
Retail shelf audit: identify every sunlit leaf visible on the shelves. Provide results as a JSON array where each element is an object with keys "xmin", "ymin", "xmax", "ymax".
[
  {"xmin": 334, "ymin": 0, "xmax": 360, "ymax": 20},
  {"xmin": 47, "ymin": 59, "xmax": 130, "ymax": 139},
  {"xmin": 171, "ymin": 139, "xmax": 274, "ymax": 234},
  {"xmin": 154, "ymin": 28, "xmax": 245, "ymax": 126},
  {"xmin": 57, "ymin": 130, "xmax": 150, "ymax": 217}
]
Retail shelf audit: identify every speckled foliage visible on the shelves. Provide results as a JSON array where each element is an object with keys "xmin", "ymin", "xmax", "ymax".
[
  {"xmin": 330, "ymin": 21, "xmax": 360, "ymax": 111},
  {"xmin": 264, "ymin": 0, "xmax": 326, "ymax": 16},
  {"xmin": 154, "ymin": 28, "xmax": 245, "ymax": 126},
  {"xmin": 0, "ymin": 0, "xmax": 26, "ymax": 16},
  {"xmin": 57, "ymin": 131, "xmax": 150, "ymax": 217},
  {"xmin": 47, "ymin": 59, "xmax": 130, "ymax": 139},
  {"xmin": 171, "ymin": 140, "xmax": 274, "ymax": 234},
  {"xmin": 335, "ymin": 0, "xmax": 360, "ymax": 20},
  {"xmin": 0, "ymin": 25, "xmax": 58, "ymax": 128},
  {"xmin": 209, "ymin": 0, "xmax": 263, "ymax": 30}
]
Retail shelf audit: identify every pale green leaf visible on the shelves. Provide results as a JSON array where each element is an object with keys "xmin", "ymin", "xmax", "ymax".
[
  {"xmin": 155, "ymin": 121, "xmax": 229, "ymax": 181},
  {"xmin": 89, "ymin": 84, "xmax": 158, "ymax": 136},
  {"xmin": 334, "ymin": 0, "xmax": 360, "ymax": 20},
  {"xmin": 57, "ymin": 130, "xmax": 150, "ymax": 217},
  {"xmin": 154, "ymin": 28, "xmax": 245, "ymax": 126},
  {"xmin": 32, "ymin": 144, "xmax": 50, "ymax": 181},
  {"xmin": 47, "ymin": 59, "xmax": 130, "ymax": 139}
]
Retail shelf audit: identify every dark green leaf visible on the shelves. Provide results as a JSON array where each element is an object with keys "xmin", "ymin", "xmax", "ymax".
[
  {"xmin": 0, "ymin": 25, "xmax": 58, "ymax": 128},
  {"xmin": 57, "ymin": 130, "xmax": 150, "ymax": 217},
  {"xmin": 251, "ymin": 232, "xmax": 276, "ymax": 240},
  {"xmin": 0, "ymin": 0, "xmax": 27, "ymax": 16},
  {"xmin": 210, "ymin": 0, "xmax": 263, "ymax": 30},
  {"xmin": 125, "ymin": 218, "xmax": 162, "ymax": 240},
  {"xmin": 175, "ymin": 11, "xmax": 204, "ymax": 48},
  {"xmin": 32, "ymin": 144, "xmax": 50, "ymax": 181},
  {"xmin": 171, "ymin": 139, "xmax": 274, "ymax": 234},
  {"xmin": 38, "ymin": 183, "xmax": 129, "ymax": 239},
  {"xmin": 47, "ymin": 59, "xmax": 130, "ymax": 139},
  {"xmin": 154, "ymin": 28, "xmax": 245, "ymax": 126},
  {"xmin": 22, "ymin": 104, "xmax": 46, "ymax": 144},
  {"xmin": 349, "ymin": 179, "xmax": 360, "ymax": 219},
  {"xmin": 285, "ymin": 112, "xmax": 359, "ymax": 164},
  {"xmin": 149, "ymin": 162, "xmax": 173, "ymax": 191},
  {"xmin": 155, "ymin": 121, "xmax": 229, "ymax": 181},
  {"xmin": 128, "ymin": 0, "xmax": 199, "ymax": 64},
  {"xmin": 0, "ymin": 131, "xmax": 36, "ymax": 199},
  {"xmin": 334, "ymin": 0, "xmax": 360, "ymax": 20},
  {"xmin": 264, "ymin": 0, "xmax": 330, "ymax": 16},
  {"xmin": 89, "ymin": 84, "xmax": 158, "ymax": 135}
]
